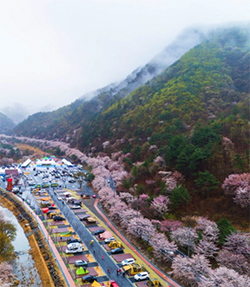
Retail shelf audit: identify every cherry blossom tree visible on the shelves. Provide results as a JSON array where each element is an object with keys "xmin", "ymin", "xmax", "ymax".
[
  {"xmin": 234, "ymin": 186, "xmax": 250, "ymax": 208},
  {"xmin": 119, "ymin": 208, "xmax": 142, "ymax": 229},
  {"xmin": 170, "ymin": 227, "xmax": 198, "ymax": 250},
  {"xmin": 160, "ymin": 219, "xmax": 183, "ymax": 232},
  {"xmin": 222, "ymin": 173, "xmax": 250, "ymax": 194},
  {"xmin": 0, "ymin": 262, "xmax": 15, "ymax": 287},
  {"xmin": 217, "ymin": 249, "xmax": 250, "ymax": 276},
  {"xmin": 126, "ymin": 217, "xmax": 155, "ymax": 241},
  {"xmin": 194, "ymin": 217, "xmax": 219, "ymax": 258},
  {"xmin": 138, "ymin": 193, "xmax": 149, "ymax": 206},
  {"xmin": 108, "ymin": 199, "xmax": 128, "ymax": 224},
  {"xmin": 92, "ymin": 175, "xmax": 107, "ymax": 191},
  {"xmin": 172, "ymin": 254, "xmax": 211, "ymax": 287},
  {"xmin": 198, "ymin": 267, "xmax": 250, "ymax": 287},
  {"xmin": 98, "ymin": 187, "xmax": 115, "ymax": 204},
  {"xmin": 223, "ymin": 232, "xmax": 250, "ymax": 259},
  {"xmin": 119, "ymin": 192, "xmax": 136, "ymax": 206},
  {"xmin": 150, "ymin": 232, "xmax": 177, "ymax": 262},
  {"xmin": 150, "ymin": 195, "xmax": 170, "ymax": 218}
]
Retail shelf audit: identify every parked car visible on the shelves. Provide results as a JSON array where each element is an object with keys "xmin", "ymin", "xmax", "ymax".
[
  {"xmin": 48, "ymin": 206, "xmax": 57, "ymax": 210},
  {"xmin": 68, "ymin": 179, "xmax": 75, "ymax": 183},
  {"xmin": 111, "ymin": 248, "xmax": 123, "ymax": 254},
  {"xmin": 93, "ymin": 229, "xmax": 105, "ymax": 236},
  {"xmin": 74, "ymin": 260, "xmax": 88, "ymax": 267},
  {"xmin": 67, "ymin": 238, "xmax": 81, "ymax": 244},
  {"xmin": 134, "ymin": 272, "xmax": 149, "ymax": 281},
  {"xmin": 71, "ymin": 205, "xmax": 81, "ymax": 209},
  {"xmin": 104, "ymin": 237, "xmax": 116, "ymax": 243},
  {"xmin": 65, "ymin": 242, "xmax": 83, "ymax": 254},
  {"xmin": 12, "ymin": 187, "xmax": 19, "ymax": 194},
  {"xmin": 82, "ymin": 275, "xmax": 97, "ymax": 283},
  {"xmin": 42, "ymin": 182, "xmax": 50, "ymax": 188},
  {"xmin": 53, "ymin": 215, "xmax": 65, "ymax": 221},
  {"xmin": 121, "ymin": 258, "xmax": 135, "ymax": 266},
  {"xmin": 109, "ymin": 280, "xmax": 119, "ymax": 287}
]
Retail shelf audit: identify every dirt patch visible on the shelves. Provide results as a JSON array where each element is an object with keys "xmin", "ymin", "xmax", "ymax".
[{"xmin": 0, "ymin": 189, "xmax": 67, "ymax": 287}]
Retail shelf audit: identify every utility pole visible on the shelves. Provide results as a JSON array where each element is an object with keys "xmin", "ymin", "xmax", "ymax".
[{"xmin": 188, "ymin": 227, "xmax": 191, "ymax": 257}]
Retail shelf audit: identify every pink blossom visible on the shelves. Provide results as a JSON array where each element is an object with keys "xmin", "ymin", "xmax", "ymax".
[
  {"xmin": 119, "ymin": 192, "xmax": 136, "ymax": 206},
  {"xmin": 170, "ymin": 227, "xmax": 198, "ymax": 249},
  {"xmin": 150, "ymin": 232, "xmax": 177, "ymax": 262},
  {"xmin": 138, "ymin": 193, "xmax": 149, "ymax": 206},
  {"xmin": 127, "ymin": 217, "xmax": 155, "ymax": 241},
  {"xmin": 217, "ymin": 249, "xmax": 250, "ymax": 276},
  {"xmin": 172, "ymin": 254, "xmax": 211, "ymax": 287},
  {"xmin": 0, "ymin": 262, "xmax": 15, "ymax": 286},
  {"xmin": 199, "ymin": 267, "xmax": 250, "ymax": 287},
  {"xmin": 222, "ymin": 173, "xmax": 250, "ymax": 194},
  {"xmin": 150, "ymin": 195, "xmax": 170, "ymax": 218},
  {"xmin": 160, "ymin": 219, "xmax": 183, "ymax": 232},
  {"xmin": 224, "ymin": 232, "xmax": 250, "ymax": 259}
]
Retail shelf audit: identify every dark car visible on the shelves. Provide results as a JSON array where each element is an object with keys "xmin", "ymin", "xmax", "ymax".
[
  {"xmin": 111, "ymin": 248, "xmax": 123, "ymax": 254},
  {"xmin": 67, "ymin": 238, "xmax": 81, "ymax": 244},
  {"xmin": 93, "ymin": 229, "xmax": 105, "ymax": 236},
  {"xmin": 82, "ymin": 275, "xmax": 97, "ymax": 283},
  {"xmin": 48, "ymin": 206, "xmax": 57, "ymax": 210},
  {"xmin": 53, "ymin": 215, "xmax": 65, "ymax": 221},
  {"xmin": 74, "ymin": 260, "xmax": 88, "ymax": 267}
]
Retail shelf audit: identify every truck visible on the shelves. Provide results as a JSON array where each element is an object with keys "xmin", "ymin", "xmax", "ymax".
[
  {"xmin": 147, "ymin": 278, "xmax": 162, "ymax": 287},
  {"xmin": 108, "ymin": 241, "xmax": 123, "ymax": 249},
  {"xmin": 65, "ymin": 242, "xmax": 83, "ymax": 254},
  {"xmin": 122, "ymin": 263, "xmax": 146, "ymax": 276}
]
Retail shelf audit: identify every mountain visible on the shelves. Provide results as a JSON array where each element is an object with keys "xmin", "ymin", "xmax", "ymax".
[
  {"xmin": 12, "ymin": 27, "xmax": 206, "ymax": 140},
  {"xmin": 77, "ymin": 27, "xmax": 249, "ymax": 173},
  {"xmin": 12, "ymin": 26, "xmax": 250, "ymax": 181},
  {"xmin": 0, "ymin": 112, "xmax": 15, "ymax": 134}
]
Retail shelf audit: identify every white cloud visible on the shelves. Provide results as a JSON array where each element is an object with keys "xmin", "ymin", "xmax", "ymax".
[{"xmin": 0, "ymin": 0, "xmax": 249, "ymax": 122}]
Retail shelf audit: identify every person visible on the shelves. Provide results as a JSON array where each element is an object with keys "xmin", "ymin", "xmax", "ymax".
[
  {"xmin": 90, "ymin": 239, "xmax": 94, "ymax": 245},
  {"xmin": 102, "ymin": 255, "xmax": 104, "ymax": 260},
  {"xmin": 107, "ymin": 268, "xmax": 110, "ymax": 274}
]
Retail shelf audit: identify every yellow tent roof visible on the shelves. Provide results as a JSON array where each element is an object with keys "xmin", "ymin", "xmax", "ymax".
[
  {"xmin": 91, "ymin": 281, "xmax": 102, "ymax": 287},
  {"xmin": 41, "ymin": 197, "xmax": 50, "ymax": 201}
]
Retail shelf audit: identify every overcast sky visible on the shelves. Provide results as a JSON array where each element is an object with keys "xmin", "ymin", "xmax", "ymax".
[{"xmin": 0, "ymin": 0, "xmax": 249, "ymax": 122}]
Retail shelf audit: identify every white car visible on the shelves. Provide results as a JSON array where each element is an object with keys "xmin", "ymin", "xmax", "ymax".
[
  {"xmin": 104, "ymin": 237, "xmax": 116, "ymax": 243},
  {"xmin": 121, "ymin": 258, "xmax": 135, "ymax": 266},
  {"xmin": 71, "ymin": 205, "xmax": 81, "ymax": 209},
  {"xmin": 65, "ymin": 242, "xmax": 83, "ymax": 254},
  {"xmin": 134, "ymin": 272, "xmax": 149, "ymax": 281}
]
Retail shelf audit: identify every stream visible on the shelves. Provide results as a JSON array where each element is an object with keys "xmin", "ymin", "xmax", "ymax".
[{"xmin": 0, "ymin": 206, "xmax": 42, "ymax": 287}]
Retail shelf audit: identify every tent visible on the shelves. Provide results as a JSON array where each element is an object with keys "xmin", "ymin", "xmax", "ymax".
[
  {"xmin": 99, "ymin": 231, "xmax": 113, "ymax": 240},
  {"xmin": 76, "ymin": 267, "xmax": 89, "ymax": 276},
  {"xmin": 60, "ymin": 231, "xmax": 72, "ymax": 237},
  {"xmin": 91, "ymin": 281, "xmax": 102, "ymax": 287},
  {"xmin": 41, "ymin": 197, "xmax": 50, "ymax": 201}
]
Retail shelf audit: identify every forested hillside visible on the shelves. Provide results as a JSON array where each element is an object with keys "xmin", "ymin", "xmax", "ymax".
[
  {"xmin": 12, "ymin": 27, "xmax": 205, "ymax": 140},
  {"xmin": 80, "ymin": 27, "xmax": 249, "ymax": 163},
  {"xmin": 76, "ymin": 26, "xmax": 249, "ymax": 225},
  {"xmin": 0, "ymin": 112, "xmax": 15, "ymax": 134}
]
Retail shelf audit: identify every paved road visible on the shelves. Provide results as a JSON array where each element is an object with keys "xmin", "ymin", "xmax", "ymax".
[{"xmin": 47, "ymin": 188, "xmax": 133, "ymax": 287}]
